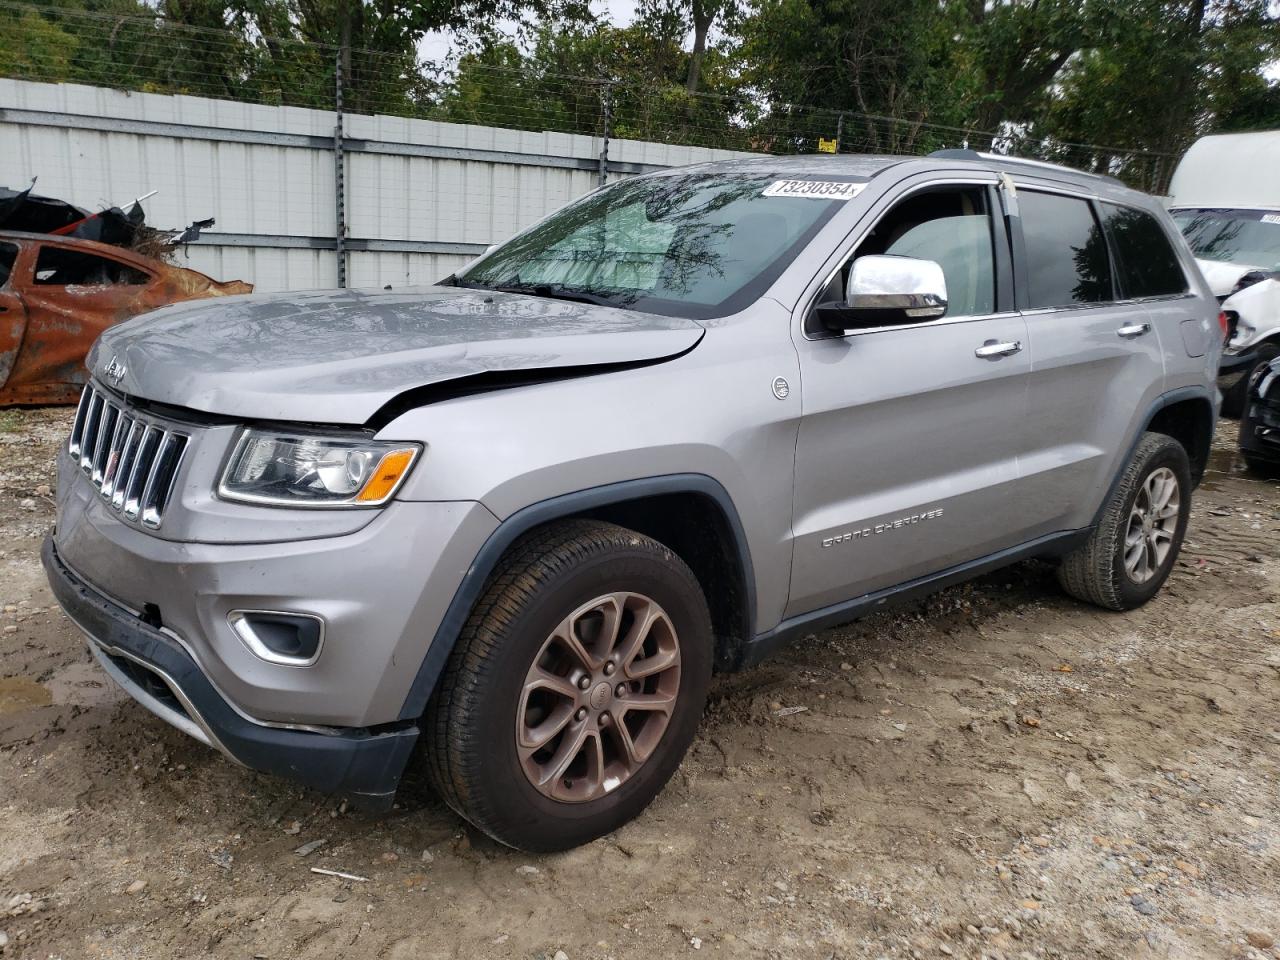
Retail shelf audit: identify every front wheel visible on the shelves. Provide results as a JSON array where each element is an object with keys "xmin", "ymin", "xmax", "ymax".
[
  {"xmin": 1057, "ymin": 432, "xmax": 1191, "ymax": 611},
  {"xmin": 424, "ymin": 519, "xmax": 712, "ymax": 851}
]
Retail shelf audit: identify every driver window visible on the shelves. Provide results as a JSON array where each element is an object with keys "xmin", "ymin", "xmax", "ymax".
[{"xmin": 820, "ymin": 186, "xmax": 997, "ymax": 322}]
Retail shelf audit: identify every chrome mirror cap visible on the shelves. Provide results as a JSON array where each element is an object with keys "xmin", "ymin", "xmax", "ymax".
[{"xmin": 847, "ymin": 255, "xmax": 949, "ymax": 321}]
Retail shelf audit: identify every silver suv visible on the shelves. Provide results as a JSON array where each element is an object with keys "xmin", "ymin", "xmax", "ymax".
[{"xmin": 44, "ymin": 152, "xmax": 1222, "ymax": 851}]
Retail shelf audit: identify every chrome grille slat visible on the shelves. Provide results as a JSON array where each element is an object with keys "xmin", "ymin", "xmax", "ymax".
[
  {"xmin": 69, "ymin": 385, "xmax": 93, "ymax": 457},
  {"xmin": 139, "ymin": 432, "xmax": 175, "ymax": 527},
  {"xmin": 91, "ymin": 402, "xmax": 117, "ymax": 483},
  {"xmin": 110, "ymin": 421, "xmax": 145, "ymax": 510},
  {"xmin": 66, "ymin": 384, "xmax": 189, "ymax": 530},
  {"xmin": 80, "ymin": 392, "xmax": 104, "ymax": 472},
  {"xmin": 141, "ymin": 433, "xmax": 188, "ymax": 528},
  {"xmin": 123, "ymin": 426, "xmax": 161, "ymax": 521},
  {"xmin": 99, "ymin": 410, "xmax": 132, "ymax": 499}
]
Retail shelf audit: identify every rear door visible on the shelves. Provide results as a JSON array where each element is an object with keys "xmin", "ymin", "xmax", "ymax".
[
  {"xmin": 787, "ymin": 175, "xmax": 1032, "ymax": 617},
  {"xmin": 1006, "ymin": 183, "xmax": 1166, "ymax": 537},
  {"xmin": 1097, "ymin": 202, "xmax": 1210, "ymax": 394}
]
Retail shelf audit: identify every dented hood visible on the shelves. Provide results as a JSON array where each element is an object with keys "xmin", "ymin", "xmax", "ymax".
[{"xmin": 88, "ymin": 286, "xmax": 704, "ymax": 424}]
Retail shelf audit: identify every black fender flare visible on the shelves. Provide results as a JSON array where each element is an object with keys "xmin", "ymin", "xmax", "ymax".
[
  {"xmin": 396, "ymin": 473, "xmax": 756, "ymax": 721},
  {"xmin": 1091, "ymin": 384, "xmax": 1217, "ymax": 529}
]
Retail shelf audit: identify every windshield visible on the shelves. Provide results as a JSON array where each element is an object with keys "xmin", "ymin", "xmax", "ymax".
[
  {"xmin": 455, "ymin": 173, "xmax": 861, "ymax": 319},
  {"xmin": 1172, "ymin": 208, "xmax": 1280, "ymax": 270}
]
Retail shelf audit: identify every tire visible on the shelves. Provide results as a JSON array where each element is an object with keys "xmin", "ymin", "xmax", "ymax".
[
  {"xmin": 1220, "ymin": 342, "xmax": 1279, "ymax": 419},
  {"xmin": 1057, "ymin": 432, "xmax": 1191, "ymax": 611},
  {"xmin": 1242, "ymin": 451, "xmax": 1280, "ymax": 479},
  {"xmin": 424, "ymin": 519, "xmax": 713, "ymax": 851}
]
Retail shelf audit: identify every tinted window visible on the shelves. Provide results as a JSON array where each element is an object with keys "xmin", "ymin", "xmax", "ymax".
[
  {"xmin": 34, "ymin": 247, "xmax": 149, "ymax": 286},
  {"xmin": 1020, "ymin": 191, "xmax": 1113, "ymax": 308},
  {"xmin": 1101, "ymin": 204, "xmax": 1187, "ymax": 298},
  {"xmin": 0, "ymin": 242, "xmax": 16, "ymax": 287}
]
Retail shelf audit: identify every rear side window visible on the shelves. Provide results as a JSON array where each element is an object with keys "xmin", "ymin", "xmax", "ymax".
[
  {"xmin": 1019, "ymin": 191, "xmax": 1113, "ymax": 308},
  {"xmin": 34, "ymin": 247, "xmax": 150, "ymax": 286},
  {"xmin": 1099, "ymin": 204, "xmax": 1188, "ymax": 298}
]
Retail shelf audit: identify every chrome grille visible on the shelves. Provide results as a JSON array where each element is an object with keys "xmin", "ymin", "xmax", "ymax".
[{"xmin": 68, "ymin": 384, "xmax": 189, "ymax": 529}]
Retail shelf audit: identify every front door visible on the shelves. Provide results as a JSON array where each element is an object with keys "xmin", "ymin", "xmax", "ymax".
[{"xmin": 787, "ymin": 179, "xmax": 1032, "ymax": 618}]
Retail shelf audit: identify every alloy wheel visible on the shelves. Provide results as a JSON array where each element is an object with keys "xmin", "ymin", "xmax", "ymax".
[
  {"xmin": 1123, "ymin": 466, "xmax": 1180, "ymax": 584},
  {"xmin": 516, "ymin": 592, "xmax": 681, "ymax": 803}
]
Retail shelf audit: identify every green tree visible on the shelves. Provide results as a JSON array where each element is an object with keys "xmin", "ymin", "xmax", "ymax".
[
  {"xmin": 1043, "ymin": 0, "xmax": 1280, "ymax": 188},
  {"xmin": 736, "ymin": 0, "xmax": 963, "ymax": 151}
]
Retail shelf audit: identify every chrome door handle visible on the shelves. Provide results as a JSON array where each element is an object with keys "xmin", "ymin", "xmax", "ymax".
[
  {"xmin": 1117, "ymin": 322, "xmax": 1151, "ymax": 339},
  {"xmin": 975, "ymin": 340, "xmax": 1022, "ymax": 359}
]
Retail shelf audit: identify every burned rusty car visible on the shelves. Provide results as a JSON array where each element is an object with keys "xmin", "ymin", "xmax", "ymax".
[{"xmin": 0, "ymin": 230, "xmax": 250, "ymax": 406}]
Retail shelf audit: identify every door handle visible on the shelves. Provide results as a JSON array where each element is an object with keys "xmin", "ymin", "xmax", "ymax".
[
  {"xmin": 1117, "ymin": 322, "xmax": 1151, "ymax": 339},
  {"xmin": 975, "ymin": 339, "xmax": 1022, "ymax": 359}
]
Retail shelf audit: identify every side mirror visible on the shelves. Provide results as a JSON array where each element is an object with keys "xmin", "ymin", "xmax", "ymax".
[{"xmin": 816, "ymin": 255, "xmax": 948, "ymax": 334}]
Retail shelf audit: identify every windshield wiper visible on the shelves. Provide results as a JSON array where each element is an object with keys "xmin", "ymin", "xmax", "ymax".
[{"xmin": 493, "ymin": 283, "xmax": 622, "ymax": 308}]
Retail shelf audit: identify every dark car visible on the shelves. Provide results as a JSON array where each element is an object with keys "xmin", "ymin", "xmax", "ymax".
[{"xmin": 1240, "ymin": 357, "xmax": 1280, "ymax": 475}]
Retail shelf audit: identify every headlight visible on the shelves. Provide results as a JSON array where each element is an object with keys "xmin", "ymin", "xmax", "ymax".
[{"xmin": 218, "ymin": 430, "xmax": 421, "ymax": 507}]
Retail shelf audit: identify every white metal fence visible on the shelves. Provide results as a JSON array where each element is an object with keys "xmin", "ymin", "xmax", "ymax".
[{"xmin": 0, "ymin": 78, "xmax": 755, "ymax": 292}]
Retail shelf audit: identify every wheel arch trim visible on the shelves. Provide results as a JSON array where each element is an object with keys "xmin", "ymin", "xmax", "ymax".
[
  {"xmin": 1093, "ymin": 385, "xmax": 1216, "ymax": 530},
  {"xmin": 396, "ymin": 473, "xmax": 756, "ymax": 721}
]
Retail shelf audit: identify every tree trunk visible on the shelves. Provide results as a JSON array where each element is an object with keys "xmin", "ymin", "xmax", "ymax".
[{"xmin": 685, "ymin": 0, "xmax": 714, "ymax": 94}]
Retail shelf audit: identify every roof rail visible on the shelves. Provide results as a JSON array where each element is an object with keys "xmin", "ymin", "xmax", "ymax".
[{"xmin": 926, "ymin": 149, "xmax": 1126, "ymax": 188}]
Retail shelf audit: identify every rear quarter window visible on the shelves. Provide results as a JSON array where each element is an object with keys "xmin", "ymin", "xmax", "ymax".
[{"xmin": 1099, "ymin": 204, "xmax": 1188, "ymax": 298}]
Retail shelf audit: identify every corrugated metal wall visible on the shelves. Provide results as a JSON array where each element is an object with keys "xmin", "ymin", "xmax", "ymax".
[{"xmin": 0, "ymin": 79, "xmax": 756, "ymax": 292}]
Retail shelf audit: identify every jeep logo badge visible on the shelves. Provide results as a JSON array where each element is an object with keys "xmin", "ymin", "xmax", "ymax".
[{"xmin": 104, "ymin": 355, "xmax": 126, "ymax": 385}]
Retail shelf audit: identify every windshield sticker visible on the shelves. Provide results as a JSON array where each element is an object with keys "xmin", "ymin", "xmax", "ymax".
[
  {"xmin": 1262, "ymin": 213, "xmax": 1280, "ymax": 224},
  {"xmin": 762, "ymin": 180, "xmax": 866, "ymax": 201}
]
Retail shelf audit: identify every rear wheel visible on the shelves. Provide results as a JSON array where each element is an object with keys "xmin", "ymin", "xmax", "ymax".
[
  {"xmin": 1058, "ymin": 432, "xmax": 1191, "ymax": 611},
  {"xmin": 424, "ymin": 519, "xmax": 712, "ymax": 851}
]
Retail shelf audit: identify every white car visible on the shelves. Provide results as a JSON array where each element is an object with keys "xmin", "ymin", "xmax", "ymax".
[
  {"xmin": 1167, "ymin": 132, "xmax": 1280, "ymax": 416},
  {"xmin": 1172, "ymin": 209, "xmax": 1280, "ymax": 415}
]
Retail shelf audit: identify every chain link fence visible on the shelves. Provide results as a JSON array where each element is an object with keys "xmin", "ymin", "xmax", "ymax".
[{"xmin": 0, "ymin": 0, "xmax": 1178, "ymax": 192}]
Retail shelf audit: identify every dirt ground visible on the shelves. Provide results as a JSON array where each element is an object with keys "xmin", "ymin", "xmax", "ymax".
[{"xmin": 1, "ymin": 406, "xmax": 1278, "ymax": 960}]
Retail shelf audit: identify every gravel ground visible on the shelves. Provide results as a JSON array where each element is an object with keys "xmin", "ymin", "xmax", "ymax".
[{"xmin": 1, "ymin": 406, "xmax": 1278, "ymax": 960}]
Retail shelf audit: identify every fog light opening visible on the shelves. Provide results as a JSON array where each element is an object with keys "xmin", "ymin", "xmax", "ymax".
[{"xmin": 228, "ymin": 610, "xmax": 325, "ymax": 667}]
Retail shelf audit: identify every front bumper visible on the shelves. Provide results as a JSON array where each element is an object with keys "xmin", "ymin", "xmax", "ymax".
[
  {"xmin": 43, "ymin": 537, "xmax": 417, "ymax": 808},
  {"xmin": 53, "ymin": 446, "xmax": 499, "ymax": 727}
]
